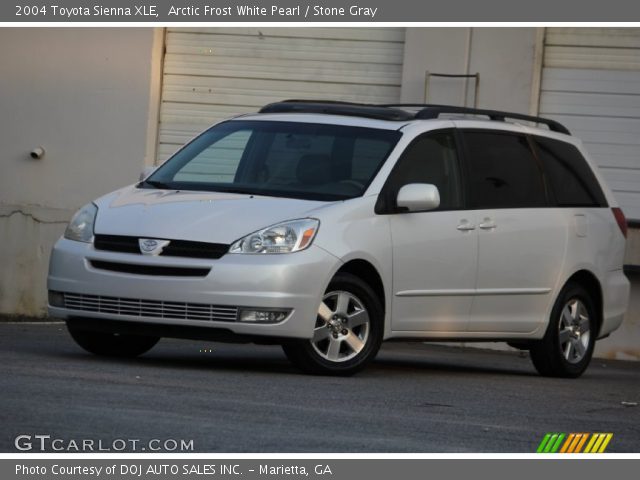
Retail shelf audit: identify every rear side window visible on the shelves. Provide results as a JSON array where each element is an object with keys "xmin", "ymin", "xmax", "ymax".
[
  {"xmin": 531, "ymin": 136, "xmax": 607, "ymax": 207},
  {"xmin": 464, "ymin": 131, "xmax": 547, "ymax": 209}
]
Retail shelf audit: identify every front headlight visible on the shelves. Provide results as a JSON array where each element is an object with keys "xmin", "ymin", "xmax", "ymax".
[
  {"xmin": 229, "ymin": 218, "xmax": 319, "ymax": 254},
  {"xmin": 64, "ymin": 203, "xmax": 97, "ymax": 243}
]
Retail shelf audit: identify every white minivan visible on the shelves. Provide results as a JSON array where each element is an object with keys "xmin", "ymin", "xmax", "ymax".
[{"xmin": 48, "ymin": 101, "xmax": 630, "ymax": 377}]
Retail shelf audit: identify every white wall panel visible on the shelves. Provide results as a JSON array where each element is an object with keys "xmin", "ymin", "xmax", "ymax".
[
  {"xmin": 540, "ymin": 28, "xmax": 640, "ymax": 220},
  {"xmin": 158, "ymin": 28, "xmax": 405, "ymax": 162}
]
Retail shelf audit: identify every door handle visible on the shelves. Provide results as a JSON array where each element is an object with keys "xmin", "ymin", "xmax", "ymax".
[
  {"xmin": 478, "ymin": 218, "xmax": 497, "ymax": 230},
  {"xmin": 457, "ymin": 221, "xmax": 476, "ymax": 231}
]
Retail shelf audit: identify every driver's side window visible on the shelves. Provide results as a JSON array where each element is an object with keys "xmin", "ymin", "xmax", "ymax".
[{"xmin": 386, "ymin": 130, "xmax": 463, "ymax": 211}]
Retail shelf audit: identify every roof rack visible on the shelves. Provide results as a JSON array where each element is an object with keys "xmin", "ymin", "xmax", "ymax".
[
  {"xmin": 381, "ymin": 103, "xmax": 571, "ymax": 135},
  {"xmin": 258, "ymin": 100, "xmax": 571, "ymax": 135},
  {"xmin": 259, "ymin": 100, "xmax": 414, "ymax": 121}
]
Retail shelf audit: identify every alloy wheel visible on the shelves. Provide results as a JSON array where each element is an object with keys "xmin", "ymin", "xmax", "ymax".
[
  {"xmin": 558, "ymin": 298, "xmax": 591, "ymax": 364},
  {"xmin": 310, "ymin": 290, "xmax": 370, "ymax": 362}
]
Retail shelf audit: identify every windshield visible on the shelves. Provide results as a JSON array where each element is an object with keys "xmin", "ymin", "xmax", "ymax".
[{"xmin": 142, "ymin": 120, "xmax": 402, "ymax": 201}]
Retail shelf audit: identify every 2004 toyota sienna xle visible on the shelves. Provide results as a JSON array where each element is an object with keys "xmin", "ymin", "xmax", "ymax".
[{"xmin": 48, "ymin": 101, "xmax": 630, "ymax": 377}]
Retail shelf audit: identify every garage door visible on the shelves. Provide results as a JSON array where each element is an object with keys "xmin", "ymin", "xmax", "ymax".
[
  {"xmin": 157, "ymin": 27, "xmax": 406, "ymax": 163},
  {"xmin": 539, "ymin": 28, "xmax": 640, "ymax": 221}
]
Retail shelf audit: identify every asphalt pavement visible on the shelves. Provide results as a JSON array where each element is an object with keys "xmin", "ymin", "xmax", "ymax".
[{"xmin": 1, "ymin": 323, "xmax": 638, "ymax": 452}]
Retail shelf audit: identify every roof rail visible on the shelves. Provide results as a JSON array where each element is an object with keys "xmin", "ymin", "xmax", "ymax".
[
  {"xmin": 258, "ymin": 100, "xmax": 571, "ymax": 135},
  {"xmin": 380, "ymin": 103, "xmax": 571, "ymax": 135},
  {"xmin": 259, "ymin": 100, "xmax": 414, "ymax": 121}
]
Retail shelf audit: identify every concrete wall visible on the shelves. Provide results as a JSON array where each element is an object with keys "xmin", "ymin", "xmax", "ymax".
[
  {"xmin": 596, "ymin": 272, "xmax": 639, "ymax": 360},
  {"xmin": 400, "ymin": 28, "xmax": 538, "ymax": 113},
  {"xmin": 625, "ymin": 227, "xmax": 640, "ymax": 265},
  {"xmin": 0, "ymin": 28, "xmax": 160, "ymax": 317}
]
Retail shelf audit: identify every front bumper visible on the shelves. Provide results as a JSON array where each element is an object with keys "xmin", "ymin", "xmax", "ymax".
[{"xmin": 47, "ymin": 237, "xmax": 340, "ymax": 339}]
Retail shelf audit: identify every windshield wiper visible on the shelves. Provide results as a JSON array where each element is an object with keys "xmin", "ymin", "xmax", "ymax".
[
  {"xmin": 216, "ymin": 187, "xmax": 259, "ymax": 195},
  {"xmin": 141, "ymin": 180, "xmax": 173, "ymax": 190}
]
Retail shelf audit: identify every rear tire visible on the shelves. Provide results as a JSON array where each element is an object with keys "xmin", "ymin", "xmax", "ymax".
[
  {"xmin": 529, "ymin": 282, "xmax": 597, "ymax": 378},
  {"xmin": 67, "ymin": 321, "xmax": 159, "ymax": 358},
  {"xmin": 282, "ymin": 273, "xmax": 384, "ymax": 376}
]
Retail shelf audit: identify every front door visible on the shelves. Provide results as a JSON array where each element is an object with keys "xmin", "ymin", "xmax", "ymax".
[{"xmin": 387, "ymin": 130, "xmax": 478, "ymax": 333}]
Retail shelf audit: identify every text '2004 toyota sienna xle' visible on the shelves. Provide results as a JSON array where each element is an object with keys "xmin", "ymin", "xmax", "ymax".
[{"xmin": 48, "ymin": 101, "xmax": 630, "ymax": 377}]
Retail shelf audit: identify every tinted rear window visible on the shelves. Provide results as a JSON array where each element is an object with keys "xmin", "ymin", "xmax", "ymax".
[
  {"xmin": 531, "ymin": 136, "xmax": 607, "ymax": 207},
  {"xmin": 464, "ymin": 131, "xmax": 547, "ymax": 209}
]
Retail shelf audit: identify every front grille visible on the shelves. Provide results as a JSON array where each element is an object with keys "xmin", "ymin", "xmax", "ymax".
[
  {"xmin": 62, "ymin": 292, "xmax": 238, "ymax": 322},
  {"xmin": 90, "ymin": 260, "xmax": 210, "ymax": 277},
  {"xmin": 94, "ymin": 235, "xmax": 229, "ymax": 259}
]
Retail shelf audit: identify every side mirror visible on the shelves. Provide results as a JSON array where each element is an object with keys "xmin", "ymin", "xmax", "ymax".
[
  {"xmin": 139, "ymin": 166, "xmax": 157, "ymax": 182},
  {"xmin": 396, "ymin": 183, "xmax": 440, "ymax": 212}
]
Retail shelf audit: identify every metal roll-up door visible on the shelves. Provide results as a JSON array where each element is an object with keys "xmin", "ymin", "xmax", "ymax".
[
  {"xmin": 539, "ymin": 28, "xmax": 640, "ymax": 220},
  {"xmin": 157, "ymin": 27, "xmax": 406, "ymax": 163}
]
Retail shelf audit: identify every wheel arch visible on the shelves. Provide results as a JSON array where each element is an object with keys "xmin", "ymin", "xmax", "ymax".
[
  {"xmin": 335, "ymin": 259, "xmax": 386, "ymax": 315},
  {"xmin": 564, "ymin": 269, "xmax": 604, "ymax": 337}
]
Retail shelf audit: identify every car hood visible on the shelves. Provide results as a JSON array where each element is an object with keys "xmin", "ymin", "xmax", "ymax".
[{"xmin": 93, "ymin": 186, "xmax": 332, "ymax": 244}]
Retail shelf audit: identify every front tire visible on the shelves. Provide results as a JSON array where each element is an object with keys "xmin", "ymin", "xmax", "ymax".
[
  {"xmin": 67, "ymin": 321, "xmax": 159, "ymax": 358},
  {"xmin": 529, "ymin": 282, "xmax": 597, "ymax": 378},
  {"xmin": 282, "ymin": 273, "xmax": 384, "ymax": 376}
]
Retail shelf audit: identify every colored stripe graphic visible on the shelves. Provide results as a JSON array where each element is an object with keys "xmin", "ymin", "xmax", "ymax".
[
  {"xmin": 537, "ymin": 433, "xmax": 565, "ymax": 453},
  {"xmin": 598, "ymin": 433, "xmax": 613, "ymax": 453},
  {"xmin": 574, "ymin": 433, "xmax": 589, "ymax": 453},
  {"xmin": 567, "ymin": 433, "xmax": 581, "ymax": 453},
  {"xmin": 550, "ymin": 433, "xmax": 565, "ymax": 453},
  {"xmin": 536, "ymin": 433, "xmax": 552, "ymax": 453},
  {"xmin": 584, "ymin": 433, "xmax": 614, "ymax": 453},
  {"xmin": 544, "ymin": 434, "xmax": 558, "ymax": 453},
  {"xmin": 584, "ymin": 434, "xmax": 599, "ymax": 453},
  {"xmin": 560, "ymin": 433, "xmax": 575, "ymax": 453},
  {"xmin": 538, "ymin": 433, "xmax": 613, "ymax": 453}
]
